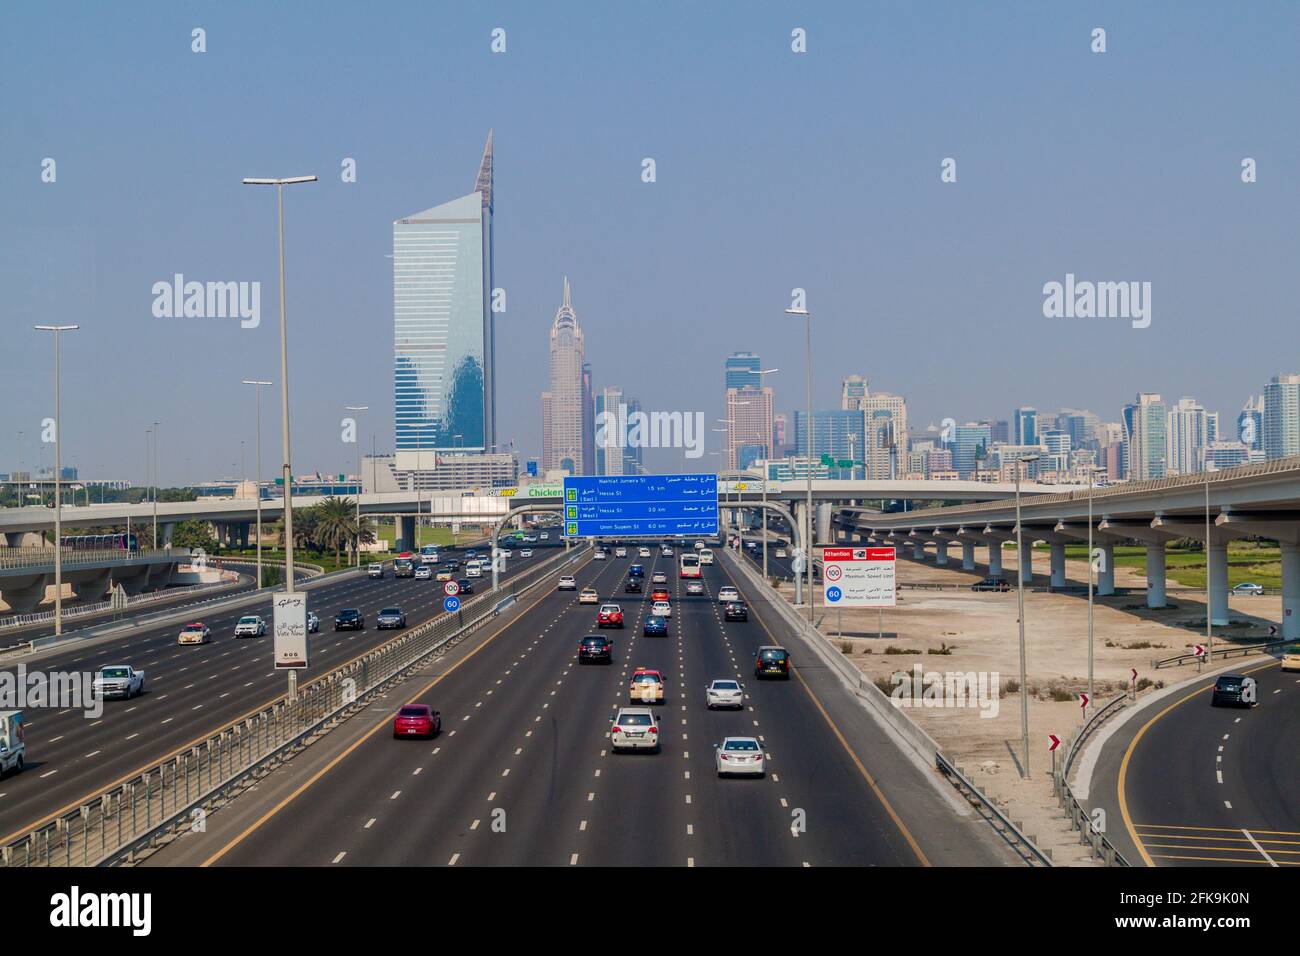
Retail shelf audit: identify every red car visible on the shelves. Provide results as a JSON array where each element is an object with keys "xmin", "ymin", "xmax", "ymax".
[
  {"xmin": 651, "ymin": 588, "xmax": 670, "ymax": 602},
  {"xmin": 597, "ymin": 604, "xmax": 625, "ymax": 628},
  {"xmin": 392, "ymin": 704, "xmax": 441, "ymax": 739}
]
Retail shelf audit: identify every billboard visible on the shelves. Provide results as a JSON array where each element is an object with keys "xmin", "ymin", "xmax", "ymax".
[
  {"xmin": 562, "ymin": 474, "xmax": 718, "ymax": 538},
  {"xmin": 822, "ymin": 547, "xmax": 896, "ymax": 608},
  {"xmin": 272, "ymin": 592, "xmax": 309, "ymax": 669}
]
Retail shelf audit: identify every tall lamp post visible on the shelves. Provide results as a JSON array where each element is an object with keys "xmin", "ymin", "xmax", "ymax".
[
  {"xmin": 242, "ymin": 379, "xmax": 272, "ymax": 587},
  {"xmin": 785, "ymin": 308, "xmax": 814, "ymax": 622},
  {"xmin": 151, "ymin": 420, "xmax": 159, "ymax": 547},
  {"xmin": 1085, "ymin": 464, "xmax": 1106, "ymax": 706},
  {"xmin": 35, "ymin": 325, "xmax": 78, "ymax": 636},
  {"xmin": 754, "ymin": 368, "xmax": 779, "ymax": 581},
  {"xmin": 346, "ymin": 405, "xmax": 368, "ymax": 566},
  {"xmin": 1205, "ymin": 463, "xmax": 1217, "ymax": 664},
  {"xmin": 1014, "ymin": 452, "xmax": 1040, "ymax": 777},
  {"xmin": 242, "ymin": 174, "xmax": 316, "ymax": 597}
]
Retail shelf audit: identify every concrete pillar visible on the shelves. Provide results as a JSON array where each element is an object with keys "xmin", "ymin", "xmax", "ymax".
[
  {"xmin": 1049, "ymin": 542, "xmax": 1066, "ymax": 589},
  {"xmin": 1281, "ymin": 543, "xmax": 1300, "ymax": 639},
  {"xmin": 398, "ymin": 515, "xmax": 417, "ymax": 552},
  {"xmin": 1145, "ymin": 541, "xmax": 1167, "ymax": 609},
  {"xmin": 961, "ymin": 542, "xmax": 976, "ymax": 570},
  {"xmin": 1207, "ymin": 543, "xmax": 1229, "ymax": 626},
  {"xmin": 912, "ymin": 542, "xmax": 924, "ymax": 561},
  {"xmin": 72, "ymin": 569, "xmax": 112, "ymax": 602},
  {"xmin": 3, "ymin": 532, "xmax": 25, "ymax": 548},
  {"xmin": 816, "ymin": 503, "xmax": 832, "ymax": 545},
  {"xmin": 162, "ymin": 522, "xmax": 175, "ymax": 548},
  {"xmin": 988, "ymin": 541, "xmax": 1003, "ymax": 576},
  {"xmin": 0, "ymin": 574, "xmax": 49, "ymax": 612},
  {"xmin": 1097, "ymin": 542, "xmax": 1115, "ymax": 596},
  {"xmin": 1017, "ymin": 537, "xmax": 1033, "ymax": 585},
  {"xmin": 935, "ymin": 542, "xmax": 948, "ymax": 566}
]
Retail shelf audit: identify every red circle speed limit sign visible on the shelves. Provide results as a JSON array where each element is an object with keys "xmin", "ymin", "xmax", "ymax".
[
  {"xmin": 444, "ymin": 581, "xmax": 460, "ymax": 596},
  {"xmin": 825, "ymin": 565, "xmax": 843, "ymax": 582}
]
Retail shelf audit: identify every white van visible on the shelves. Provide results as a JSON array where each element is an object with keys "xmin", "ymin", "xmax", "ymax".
[
  {"xmin": 0, "ymin": 711, "xmax": 25, "ymax": 776},
  {"xmin": 698, "ymin": 549, "xmax": 715, "ymax": 566}
]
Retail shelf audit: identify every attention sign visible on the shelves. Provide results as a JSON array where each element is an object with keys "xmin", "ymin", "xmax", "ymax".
[{"xmin": 822, "ymin": 547, "xmax": 896, "ymax": 608}]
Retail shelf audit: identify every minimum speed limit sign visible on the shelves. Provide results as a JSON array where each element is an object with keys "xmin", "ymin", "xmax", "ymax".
[{"xmin": 444, "ymin": 580, "xmax": 461, "ymax": 596}]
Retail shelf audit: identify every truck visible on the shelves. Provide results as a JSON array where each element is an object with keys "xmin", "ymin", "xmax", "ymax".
[
  {"xmin": 0, "ymin": 711, "xmax": 25, "ymax": 776},
  {"xmin": 367, "ymin": 562, "xmax": 384, "ymax": 579},
  {"xmin": 93, "ymin": 665, "xmax": 146, "ymax": 700},
  {"xmin": 394, "ymin": 555, "xmax": 415, "ymax": 578}
]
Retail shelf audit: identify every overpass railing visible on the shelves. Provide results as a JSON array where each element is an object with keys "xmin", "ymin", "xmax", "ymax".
[
  {"xmin": 1052, "ymin": 691, "xmax": 1132, "ymax": 866},
  {"xmin": 0, "ymin": 542, "xmax": 586, "ymax": 868},
  {"xmin": 1152, "ymin": 637, "xmax": 1293, "ymax": 669},
  {"xmin": 0, "ymin": 548, "xmax": 180, "ymax": 571}
]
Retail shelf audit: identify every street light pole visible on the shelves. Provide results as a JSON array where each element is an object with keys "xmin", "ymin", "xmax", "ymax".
[
  {"xmin": 1085, "ymin": 465, "xmax": 1105, "ymax": 707},
  {"xmin": 1015, "ymin": 452, "xmax": 1040, "ymax": 778},
  {"xmin": 786, "ymin": 308, "xmax": 814, "ymax": 622},
  {"xmin": 243, "ymin": 380, "xmax": 272, "ymax": 587},
  {"xmin": 243, "ymin": 174, "xmax": 316, "ymax": 599},
  {"xmin": 1206, "ymin": 465, "xmax": 1215, "ymax": 664},
  {"xmin": 346, "ymin": 406, "xmax": 368, "ymax": 567},
  {"xmin": 756, "ymin": 368, "xmax": 779, "ymax": 582},
  {"xmin": 151, "ymin": 420, "xmax": 159, "ymax": 547},
  {"xmin": 35, "ymin": 325, "xmax": 78, "ymax": 636}
]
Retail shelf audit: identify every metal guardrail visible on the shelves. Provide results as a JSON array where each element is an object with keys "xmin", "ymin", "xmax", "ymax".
[
  {"xmin": 0, "ymin": 548, "xmax": 179, "ymax": 571},
  {"xmin": 0, "ymin": 543, "xmax": 586, "ymax": 867},
  {"xmin": 1052, "ymin": 690, "xmax": 1131, "ymax": 866},
  {"xmin": 1153, "ymin": 637, "xmax": 1293, "ymax": 669},
  {"xmin": 934, "ymin": 753, "xmax": 1052, "ymax": 867}
]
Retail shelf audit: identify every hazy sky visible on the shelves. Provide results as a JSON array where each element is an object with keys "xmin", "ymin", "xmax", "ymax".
[{"xmin": 3, "ymin": 1, "xmax": 1298, "ymax": 484}]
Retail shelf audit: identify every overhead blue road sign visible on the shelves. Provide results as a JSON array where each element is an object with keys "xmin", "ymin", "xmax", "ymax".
[
  {"xmin": 443, "ymin": 595, "xmax": 461, "ymax": 613},
  {"xmin": 562, "ymin": 474, "xmax": 718, "ymax": 538}
]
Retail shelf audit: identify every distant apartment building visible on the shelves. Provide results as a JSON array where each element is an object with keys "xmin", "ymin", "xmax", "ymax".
[
  {"xmin": 841, "ymin": 377, "xmax": 907, "ymax": 479},
  {"xmin": 726, "ymin": 386, "xmax": 773, "ymax": 470},
  {"xmin": 1123, "ymin": 393, "xmax": 1168, "ymax": 480},
  {"xmin": 1263, "ymin": 374, "xmax": 1300, "ymax": 460},
  {"xmin": 1204, "ymin": 440, "xmax": 1251, "ymax": 471},
  {"xmin": 951, "ymin": 423, "xmax": 992, "ymax": 478},
  {"xmin": 1013, "ymin": 407, "xmax": 1038, "ymax": 447},
  {"xmin": 1167, "ymin": 397, "xmax": 1211, "ymax": 475},
  {"xmin": 724, "ymin": 352, "xmax": 762, "ymax": 390},
  {"xmin": 794, "ymin": 410, "xmax": 867, "ymax": 466},
  {"xmin": 1237, "ymin": 396, "xmax": 1263, "ymax": 451}
]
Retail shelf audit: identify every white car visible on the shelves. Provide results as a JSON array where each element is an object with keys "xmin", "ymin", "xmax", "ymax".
[
  {"xmin": 715, "ymin": 737, "xmax": 765, "ymax": 777},
  {"xmin": 775, "ymin": 548, "xmax": 788, "ymax": 558},
  {"xmin": 93, "ymin": 665, "xmax": 145, "ymax": 700},
  {"xmin": 579, "ymin": 588, "xmax": 601, "ymax": 605},
  {"xmin": 234, "ymin": 615, "xmax": 267, "ymax": 638},
  {"xmin": 698, "ymin": 549, "xmax": 714, "ymax": 565},
  {"xmin": 651, "ymin": 600, "xmax": 672, "ymax": 618},
  {"xmin": 520, "ymin": 548, "xmax": 533, "ymax": 557},
  {"xmin": 651, "ymin": 571, "xmax": 668, "ymax": 585},
  {"xmin": 638, "ymin": 547, "xmax": 651, "ymax": 558},
  {"xmin": 1232, "ymin": 582, "xmax": 1264, "ymax": 596},
  {"xmin": 557, "ymin": 575, "xmax": 577, "ymax": 591},
  {"xmin": 593, "ymin": 550, "xmax": 607, "ymax": 560},
  {"xmin": 717, "ymin": 586, "xmax": 740, "ymax": 604},
  {"xmin": 705, "ymin": 678, "xmax": 744, "ymax": 710},
  {"xmin": 540, "ymin": 532, "xmax": 549, "ymax": 540},
  {"xmin": 685, "ymin": 581, "xmax": 705, "ymax": 595},
  {"xmin": 414, "ymin": 565, "xmax": 433, "ymax": 580},
  {"xmin": 661, "ymin": 546, "xmax": 675, "ymax": 557},
  {"xmin": 614, "ymin": 547, "xmax": 627, "ymax": 558},
  {"xmin": 498, "ymin": 548, "xmax": 513, "ymax": 558},
  {"xmin": 610, "ymin": 707, "xmax": 661, "ymax": 753},
  {"xmin": 176, "ymin": 623, "xmax": 211, "ymax": 646},
  {"xmin": 694, "ymin": 541, "xmax": 706, "ymax": 551},
  {"xmin": 466, "ymin": 565, "xmax": 482, "ymax": 577}
]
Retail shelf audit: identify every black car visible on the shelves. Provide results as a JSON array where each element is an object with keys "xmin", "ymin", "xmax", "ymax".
[
  {"xmin": 457, "ymin": 578, "xmax": 475, "ymax": 595},
  {"xmin": 334, "ymin": 608, "xmax": 364, "ymax": 631},
  {"xmin": 971, "ymin": 577, "xmax": 1011, "ymax": 592},
  {"xmin": 578, "ymin": 635, "xmax": 612, "ymax": 664},
  {"xmin": 1210, "ymin": 674, "xmax": 1257, "ymax": 707},
  {"xmin": 443, "ymin": 560, "xmax": 461, "ymax": 571},
  {"xmin": 624, "ymin": 577, "xmax": 643, "ymax": 593},
  {"xmin": 628, "ymin": 564, "xmax": 645, "ymax": 578},
  {"xmin": 755, "ymin": 646, "xmax": 791, "ymax": 679},
  {"xmin": 724, "ymin": 601, "xmax": 748, "ymax": 622}
]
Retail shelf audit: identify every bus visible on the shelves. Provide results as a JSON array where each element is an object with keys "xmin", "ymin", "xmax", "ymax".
[
  {"xmin": 59, "ymin": 533, "xmax": 138, "ymax": 551},
  {"xmin": 679, "ymin": 552, "xmax": 701, "ymax": 579},
  {"xmin": 419, "ymin": 545, "xmax": 440, "ymax": 565}
]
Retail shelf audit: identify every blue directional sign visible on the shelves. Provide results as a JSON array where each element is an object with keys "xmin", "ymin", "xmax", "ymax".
[
  {"xmin": 825, "ymin": 586, "xmax": 843, "ymax": 603},
  {"xmin": 562, "ymin": 473, "xmax": 719, "ymax": 538},
  {"xmin": 443, "ymin": 595, "xmax": 461, "ymax": 613}
]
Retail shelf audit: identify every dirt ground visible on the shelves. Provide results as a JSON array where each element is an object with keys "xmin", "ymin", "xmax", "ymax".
[{"xmin": 775, "ymin": 545, "xmax": 1281, "ymax": 865}]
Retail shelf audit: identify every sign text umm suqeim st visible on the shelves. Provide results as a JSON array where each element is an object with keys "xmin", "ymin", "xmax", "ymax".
[{"xmin": 562, "ymin": 474, "xmax": 718, "ymax": 538}]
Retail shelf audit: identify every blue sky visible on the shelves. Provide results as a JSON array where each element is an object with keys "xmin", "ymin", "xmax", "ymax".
[{"xmin": 2, "ymin": 1, "xmax": 1298, "ymax": 482}]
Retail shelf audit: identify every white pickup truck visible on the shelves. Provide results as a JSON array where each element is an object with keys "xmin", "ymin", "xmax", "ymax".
[
  {"xmin": 0, "ymin": 711, "xmax": 25, "ymax": 776},
  {"xmin": 93, "ymin": 665, "xmax": 146, "ymax": 700}
]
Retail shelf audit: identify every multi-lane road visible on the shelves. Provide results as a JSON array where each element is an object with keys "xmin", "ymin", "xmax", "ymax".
[
  {"xmin": 0, "ymin": 541, "xmax": 545, "ymax": 846},
  {"xmin": 149, "ymin": 545, "xmax": 1012, "ymax": 867}
]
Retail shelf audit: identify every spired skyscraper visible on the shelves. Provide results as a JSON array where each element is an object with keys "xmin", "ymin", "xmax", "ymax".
[
  {"xmin": 393, "ymin": 132, "xmax": 496, "ymax": 466},
  {"xmin": 542, "ymin": 278, "xmax": 587, "ymax": 474}
]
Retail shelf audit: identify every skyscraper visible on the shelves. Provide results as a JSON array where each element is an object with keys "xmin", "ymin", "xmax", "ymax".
[
  {"xmin": 726, "ymin": 386, "xmax": 773, "ymax": 469},
  {"xmin": 724, "ymin": 352, "xmax": 762, "ymax": 390},
  {"xmin": 1167, "ymin": 397, "xmax": 1210, "ymax": 475},
  {"xmin": 951, "ymin": 423, "xmax": 992, "ymax": 478},
  {"xmin": 581, "ymin": 362, "xmax": 596, "ymax": 476},
  {"xmin": 1013, "ymin": 407, "xmax": 1038, "ymax": 447},
  {"xmin": 595, "ymin": 386, "xmax": 625, "ymax": 476},
  {"xmin": 794, "ymin": 410, "xmax": 867, "ymax": 470},
  {"xmin": 1263, "ymin": 374, "xmax": 1300, "ymax": 460},
  {"xmin": 842, "ymin": 378, "xmax": 907, "ymax": 479},
  {"xmin": 1237, "ymin": 396, "xmax": 1263, "ymax": 452},
  {"xmin": 543, "ymin": 278, "xmax": 586, "ymax": 474},
  {"xmin": 394, "ymin": 132, "xmax": 495, "ymax": 465},
  {"xmin": 1123, "ymin": 393, "xmax": 1168, "ymax": 480}
]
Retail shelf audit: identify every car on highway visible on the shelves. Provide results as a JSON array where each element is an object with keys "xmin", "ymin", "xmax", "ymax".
[
  {"xmin": 1281, "ymin": 644, "xmax": 1300, "ymax": 672},
  {"xmin": 593, "ymin": 549, "xmax": 607, "ymax": 560},
  {"xmin": 367, "ymin": 563, "xmax": 384, "ymax": 579},
  {"xmin": 651, "ymin": 571, "xmax": 668, "ymax": 585},
  {"xmin": 624, "ymin": 577, "xmax": 643, "ymax": 593},
  {"xmin": 177, "ymin": 622, "xmax": 211, "ymax": 646},
  {"xmin": 628, "ymin": 668, "xmax": 666, "ymax": 704},
  {"xmin": 557, "ymin": 575, "xmax": 578, "ymax": 591},
  {"xmin": 628, "ymin": 564, "xmax": 645, "ymax": 578},
  {"xmin": 724, "ymin": 601, "xmax": 748, "ymax": 622},
  {"xmin": 540, "ymin": 532, "xmax": 549, "ymax": 540},
  {"xmin": 579, "ymin": 587, "xmax": 600, "ymax": 604},
  {"xmin": 651, "ymin": 587, "xmax": 670, "ymax": 602},
  {"xmin": 705, "ymin": 678, "xmax": 744, "ymax": 709},
  {"xmin": 93, "ymin": 665, "xmax": 146, "ymax": 700},
  {"xmin": 436, "ymin": 568, "xmax": 454, "ymax": 581},
  {"xmin": 597, "ymin": 604, "xmax": 625, "ymax": 628},
  {"xmin": 694, "ymin": 540, "xmax": 706, "ymax": 551},
  {"xmin": 457, "ymin": 578, "xmax": 475, "ymax": 595},
  {"xmin": 499, "ymin": 549, "xmax": 514, "ymax": 559},
  {"xmin": 377, "ymin": 607, "xmax": 407, "ymax": 630},
  {"xmin": 638, "ymin": 547, "xmax": 651, "ymax": 558},
  {"xmin": 392, "ymin": 704, "xmax": 441, "ymax": 739},
  {"xmin": 414, "ymin": 564, "xmax": 433, "ymax": 581},
  {"xmin": 685, "ymin": 580, "xmax": 705, "ymax": 595},
  {"xmin": 614, "ymin": 547, "xmax": 627, "ymax": 558},
  {"xmin": 651, "ymin": 600, "xmax": 672, "ymax": 618},
  {"xmin": 578, "ymin": 635, "xmax": 613, "ymax": 664},
  {"xmin": 754, "ymin": 646, "xmax": 791, "ymax": 679},
  {"xmin": 775, "ymin": 547, "xmax": 787, "ymax": 558},
  {"xmin": 610, "ymin": 707, "xmax": 661, "ymax": 753},
  {"xmin": 698, "ymin": 549, "xmax": 714, "ymax": 565},
  {"xmin": 717, "ymin": 586, "xmax": 740, "ymax": 604},
  {"xmin": 643, "ymin": 614, "xmax": 668, "ymax": 637},
  {"xmin": 307, "ymin": 611, "xmax": 320, "ymax": 633},
  {"xmin": 465, "ymin": 565, "xmax": 482, "ymax": 578},
  {"xmin": 234, "ymin": 615, "xmax": 267, "ymax": 638},
  {"xmin": 1210, "ymin": 673, "xmax": 1257, "ymax": 707},
  {"xmin": 661, "ymin": 546, "xmax": 675, "ymax": 557},
  {"xmin": 520, "ymin": 548, "xmax": 533, "ymax": 557},
  {"xmin": 1232, "ymin": 582, "xmax": 1265, "ymax": 596},
  {"xmin": 334, "ymin": 608, "xmax": 365, "ymax": 631},
  {"xmin": 714, "ymin": 737, "xmax": 765, "ymax": 777},
  {"xmin": 971, "ymin": 577, "xmax": 1011, "ymax": 592}
]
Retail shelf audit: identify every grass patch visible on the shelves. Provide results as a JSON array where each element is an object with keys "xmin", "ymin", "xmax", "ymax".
[{"xmin": 884, "ymin": 645, "xmax": 922, "ymax": 655}]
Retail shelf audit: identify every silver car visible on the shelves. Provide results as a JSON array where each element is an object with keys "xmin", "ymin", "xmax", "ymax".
[
  {"xmin": 715, "ymin": 737, "xmax": 765, "ymax": 777},
  {"xmin": 705, "ymin": 679, "xmax": 744, "ymax": 710},
  {"xmin": 1232, "ymin": 582, "xmax": 1264, "ymax": 596},
  {"xmin": 717, "ymin": 586, "xmax": 740, "ymax": 604},
  {"xmin": 610, "ymin": 707, "xmax": 661, "ymax": 753}
]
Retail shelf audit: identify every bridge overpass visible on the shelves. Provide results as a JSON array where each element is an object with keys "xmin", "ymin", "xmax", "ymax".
[
  {"xmin": 837, "ymin": 456, "xmax": 1300, "ymax": 638},
  {"xmin": 0, "ymin": 548, "xmax": 193, "ymax": 613}
]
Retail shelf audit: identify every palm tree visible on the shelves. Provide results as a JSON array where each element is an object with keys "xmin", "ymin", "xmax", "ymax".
[
  {"xmin": 353, "ymin": 515, "xmax": 377, "ymax": 562},
  {"xmin": 272, "ymin": 506, "xmax": 319, "ymax": 555},
  {"xmin": 314, "ymin": 497, "xmax": 356, "ymax": 566}
]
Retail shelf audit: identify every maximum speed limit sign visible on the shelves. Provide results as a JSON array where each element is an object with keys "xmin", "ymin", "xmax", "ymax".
[{"xmin": 444, "ymin": 580, "xmax": 461, "ymax": 596}]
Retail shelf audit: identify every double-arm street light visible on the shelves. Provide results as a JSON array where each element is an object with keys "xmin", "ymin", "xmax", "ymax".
[
  {"xmin": 242, "ymin": 174, "xmax": 316, "ymax": 593},
  {"xmin": 242, "ymin": 380, "xmax": 272, "ymax": 586},
  {"xmin": 35, "ymin": 324, "xmax": 78, "ymax": 635},
  {"xmin": 1085, "ymin": 464, "xmax": 1107, "ymax": 706},
  {"xmin": 785, "ymin": 307, "xmax": 814, "ymax": 621},
  {"xmin": 1014, "ymin": 452, "xmax": 1041, "ymax": 777},
  {"xmin": 346, "ymin": 405, "xmax": 368, "ymax": 566}
]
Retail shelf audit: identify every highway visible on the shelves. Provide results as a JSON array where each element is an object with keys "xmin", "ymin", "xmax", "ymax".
[
  {"xmin": 0, "ymin": 540, "xmax": 549, "ymax": 845},
  {"xmin": 1092, "ymin": 657, "xmax": 1300, "ymax": 867},
  {"xmin": 154, "ymin": 546, "xmax": 1012, "ymax": 867}
]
